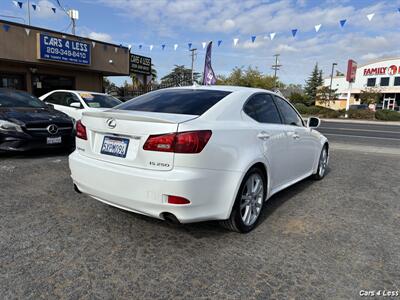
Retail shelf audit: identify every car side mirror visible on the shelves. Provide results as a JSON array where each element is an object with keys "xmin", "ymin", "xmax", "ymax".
[
  {"xmin": 46, "ymin": 103, "xmax": 54, "ymax": 109},
  {"xmin": 307, "ymin": 117, "xmax": 321, "ymax": 128},
  {"xmin": 70, "ymin": 102, "xmax": 82, "ymax": 109}
]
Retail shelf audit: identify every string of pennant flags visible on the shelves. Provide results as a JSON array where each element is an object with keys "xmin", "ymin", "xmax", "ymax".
[
  {"xmin": 6, "ymin": 2, "xmax": 400, "ymax": 53},
  {"xmin": 12, "ymin": 0, "xmax": 60, "ymax": 14}
]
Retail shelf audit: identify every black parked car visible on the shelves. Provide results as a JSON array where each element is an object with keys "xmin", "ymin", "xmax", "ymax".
[{"xmin": 0, "ymin": 88, "xmax": 74, "ymax": 152}]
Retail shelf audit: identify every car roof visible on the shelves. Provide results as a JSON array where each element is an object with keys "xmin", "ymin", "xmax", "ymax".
[{"xmin": 162, "ymin": 85, "xmax": 283, "ymax": 98}]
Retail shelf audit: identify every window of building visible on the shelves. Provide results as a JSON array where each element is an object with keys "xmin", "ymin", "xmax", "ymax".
[
  {"xmin": 366, "ymin": 78, "xmax": 376, "ymax": 87},
  {"xmin": 380, "ymin": 77, "xmax": 390, "ymax": 86},
  {"xmin": 394, "ymin": 77, "xmax": 400, "ymax": 86},
  {"xmin": 243, "ymin": 93, "xmax": 282, "ymax": 124},
  {"xmin": 0, "ymin": 73, "xmax": 25, "ymax": 90}
]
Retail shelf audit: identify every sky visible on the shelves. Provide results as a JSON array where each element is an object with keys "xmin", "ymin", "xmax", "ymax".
[{"xmin": 1, "ymin": 0, "xmax": 400, "ymax": 87}]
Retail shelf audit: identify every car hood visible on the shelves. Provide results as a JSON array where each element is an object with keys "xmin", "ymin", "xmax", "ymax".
[{"xmin": 0, "ymin": 107, "xmax": 72, "ymax": 125}]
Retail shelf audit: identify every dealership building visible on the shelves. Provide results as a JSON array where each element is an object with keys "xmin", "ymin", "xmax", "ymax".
[
  {"xmin": 318, "ymin": 57, "xmax": 400, "ymax": 111},
  {"xmin": 0, "ymin": 20, "xmax": 129, "ymax": 97}
]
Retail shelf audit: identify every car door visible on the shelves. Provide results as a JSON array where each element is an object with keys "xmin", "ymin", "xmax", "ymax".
[
  {"xmin": 273, "ymin": 96, "xmax": 317, "ymax": 180},
  {"xmin": 44, "ymin": 92, "xmax": 82, "ymax": 120},
  {"xmin": 243, "ymin": 93, "xmax": 291, "ymax": 190}
]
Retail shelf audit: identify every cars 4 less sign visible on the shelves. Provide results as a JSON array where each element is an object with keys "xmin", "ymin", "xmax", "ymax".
[
  {"xmin": 130, "ymin": 54, "xmax": 151, "ymax": 75},
  {"xmin": 363, "ymin": 65, "xmax": 399, "ymax": 76},
  {"xmin": 37, "ymin": 33, "xmax": 91, "ymax": 65}
]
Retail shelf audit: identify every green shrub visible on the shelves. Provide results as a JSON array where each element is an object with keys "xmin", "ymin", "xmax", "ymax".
[
  {"xmin": 294, "ymin": 104, "xmax": 340, "ymax": 118},
  {"xmin": 347, "ymin": 109, "xmax": 375, "ymax": 119},
  {"xmin": 375, "ymin": 109, "xmax": 400, "ymax": 121}
]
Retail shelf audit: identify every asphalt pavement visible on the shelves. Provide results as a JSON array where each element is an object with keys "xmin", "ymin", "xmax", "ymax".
[{"xmin": 318, "ymin": 120, "xmax": 400, "ymax": 149}]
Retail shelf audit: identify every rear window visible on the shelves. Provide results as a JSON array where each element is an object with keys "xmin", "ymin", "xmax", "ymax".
[{"xmin": 117, "ymin": 89, "xmax": 231, "ymax": 115}]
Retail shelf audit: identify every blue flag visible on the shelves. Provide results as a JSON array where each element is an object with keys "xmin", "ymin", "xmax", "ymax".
[
  {"xmin": 188, "ymin": 43, "xmax": 192, "ymax": 50},
  {"xmin": 203, "ymin": 42, "xmax": 216, "ymax": 85},
  {"xmin": 139, "ymin": 44, "xmax": 142, "ymax": 49},
  {"xmin": 291, "ymin": 29, "xmax": 297, "ymax": 37},
  {"xmin": 3, "ymin": 24, "xmax": 10, "ymax": 32},
  {"xmin": 217, "ymin": 40, "xmax": 222, "ymax": 47},
  {"xmin": 32, "ymin": 4, "xmax": 37, "ymax": 10},
  {"xmin": 162, "ymin": 44, "xmax": 166, "ymax": 50},
  {"xmin": 52, "ymin": 7, "xmax": 56, "ymax": 13},
  {"xmin": 251, "ymin": 36, "xmax": 256, "ymax": 43},
  {"xmin": 17, "ymin": 1, "xmax": 23, "ymax": 8},
  {"xmin": 340, "ymin": 19, "xmax": 346, "ymax": 27}
]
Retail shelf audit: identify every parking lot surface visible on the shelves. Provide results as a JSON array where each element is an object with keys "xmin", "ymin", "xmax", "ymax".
[{"xmin": 1, "ymin": 145, "xmax": 399, "ymax": 299}]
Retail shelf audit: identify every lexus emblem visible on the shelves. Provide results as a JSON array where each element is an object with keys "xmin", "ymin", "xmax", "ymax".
[
  {"xmin": 106, "ymin": 118, "xmax": 116, "ymax": 129},
  {"xmin": 47, "ymin": 124, "xmax": 59, "ymax": 135}
]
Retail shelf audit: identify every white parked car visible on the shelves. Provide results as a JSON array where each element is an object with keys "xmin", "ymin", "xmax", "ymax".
[
  {"xmin": 39, "ymin": 90, "xmax": 121, "ymax": 120},
  {"xmin": 69, "ymin": 86, "xmax": 329, "ymax": 233}
]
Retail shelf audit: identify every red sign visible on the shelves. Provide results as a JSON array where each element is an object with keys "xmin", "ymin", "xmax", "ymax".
[
  {"xmin": 346, "ymin": 59, "xmax": 357, "ymax": 82},
  {"xmin": 363, "ymin": 65, "xmax": 399, "ymax": 76}
]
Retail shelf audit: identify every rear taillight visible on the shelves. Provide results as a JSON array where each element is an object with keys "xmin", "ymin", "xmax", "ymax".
[
  {"xmin": 143, "ymin": 130, "xmax": 212, "ymax": 154},
  {"xmin": 76, "ymin": 120, "xmax": 87, "ymax": 140}
]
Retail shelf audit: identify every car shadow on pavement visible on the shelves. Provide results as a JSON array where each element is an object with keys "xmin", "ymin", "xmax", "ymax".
[{"xmin": 112, "ymin": 169, "xmax": 329, "ymax": 238}]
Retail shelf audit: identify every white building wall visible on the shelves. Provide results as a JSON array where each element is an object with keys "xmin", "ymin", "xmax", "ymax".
[{"xmin": 324, "ymin": 57, "xmax": 400, "ymax": 94}]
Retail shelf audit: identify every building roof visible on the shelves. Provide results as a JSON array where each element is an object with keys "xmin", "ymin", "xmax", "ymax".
[{"xmin": 0, "ymin": 19, "xmax": 128, "ymax": 49}]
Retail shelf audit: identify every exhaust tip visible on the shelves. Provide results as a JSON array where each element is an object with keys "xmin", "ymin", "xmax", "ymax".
[
  {"xmin": 161, "ymin": 212, "xmax": 181, "ymax": 225},
  {"xmin": 74, "ymin": 184, "xmax": 82, "ymax": 194}
]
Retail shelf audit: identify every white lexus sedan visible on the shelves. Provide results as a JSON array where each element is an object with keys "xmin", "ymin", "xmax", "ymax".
[
  {"xmin": 39, "ymin": 90, "xmax": 121, "ymax": 121},
  {"xmin": 69, "ymin": 86, "xmax": 329, "ymax": 233}
]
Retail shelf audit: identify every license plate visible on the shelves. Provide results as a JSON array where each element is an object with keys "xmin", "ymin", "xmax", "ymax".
[
  {"xmin": 47, "ymin": 136, "xmax": 62, "ymax": 144},
  {"xmin": 101, "ymin": 136, "xmax": 129, "ymax": 158}
]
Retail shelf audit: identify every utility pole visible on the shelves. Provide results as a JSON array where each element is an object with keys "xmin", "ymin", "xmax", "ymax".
[
  {"xmin": 27, "ymin": 0, "xmax": 31, "ymax": 25},
  {"xmin": 272, "ymin": 54, "xmax": 282, "ymax": 89},
  {"xmin": 68, "ymin": 10, "xmax": 79, "ymax": 35},
  {"xmin": 190, "ymin": 48, "xmax": 197, "ymax": 84},
  {"xmin": 329, "ymin": 62, "xmax": 337, "ymax": 101}
]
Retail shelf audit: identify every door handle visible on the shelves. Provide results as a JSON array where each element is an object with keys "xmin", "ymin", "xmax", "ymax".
[
  {"xmin": 257, "ymin": 131, "xmax": 270, "ymax": 140},
  {"xmin": 288, "ymin": 131, "xmax": 300, "ymax": 140}
]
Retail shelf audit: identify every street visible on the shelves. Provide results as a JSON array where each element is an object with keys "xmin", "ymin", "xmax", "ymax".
[
  {"xmin": 318, "ymin": 120, "xmax": 400, "ymax": 149},
  {"xmin": 1, "ymin": 121, "xmax": 399, "ymax": 299}
]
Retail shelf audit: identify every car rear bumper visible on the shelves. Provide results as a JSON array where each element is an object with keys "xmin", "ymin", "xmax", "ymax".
[
  {"xmin": 0, "ymin": 133, "xmax": 74, "ymax": 152},
  {"xmin": 69, "ymin": 151, "xmax": 242, "ymax": 223}
]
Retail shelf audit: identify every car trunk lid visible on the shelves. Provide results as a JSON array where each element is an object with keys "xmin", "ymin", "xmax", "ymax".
[{"xmin": 79, "ymin": 109, "xmax": 198, "ymax": 170}]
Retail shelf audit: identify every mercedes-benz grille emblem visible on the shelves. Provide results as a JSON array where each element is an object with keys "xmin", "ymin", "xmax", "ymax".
[
  {"xmin": 106, "ymin": 118, "xmax": 117, "ymax": 129},
  {"xmin": 47, "ymin": 124, "xmax": 59, "ymax": 135}
]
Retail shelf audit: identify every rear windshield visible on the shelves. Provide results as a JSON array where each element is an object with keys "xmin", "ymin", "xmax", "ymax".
[{"xmin": 117, "ymin": 89, "xmax": 231, "ymax": 115}]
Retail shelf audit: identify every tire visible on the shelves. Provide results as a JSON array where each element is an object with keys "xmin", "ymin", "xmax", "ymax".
[
  {"xmin": 220, "ymin": 166, "xmax": 267, "ymax": 233},
  {"xmin": 313, "ymin": 145, "xmax": 329, "ymax": 180}
]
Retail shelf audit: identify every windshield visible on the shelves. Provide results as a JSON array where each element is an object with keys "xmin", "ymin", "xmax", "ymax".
[
  {"xmin": 79, "ymin": 93, "xmax": 121, "ymax": 108},
  {"xmin": 117, "ymin": 89, "xmax": 231, "ymax": 115},
  {"xmin": 0, "ymin": 89, "xmax": 47, "ymax": 108}
]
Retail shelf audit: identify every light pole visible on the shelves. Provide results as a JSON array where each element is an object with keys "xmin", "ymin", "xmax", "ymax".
[
  {"xmin": 190, "ymin": 48, "xmax": 197, "ymax": 84},
  {"xmin": 329, "ymin": 62, "xmax": 337, "ymax": 101}
]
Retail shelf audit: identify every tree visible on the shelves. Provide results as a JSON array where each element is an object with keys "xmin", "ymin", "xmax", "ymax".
[
  {"xmin": 288, "ymin": 92, "xmax": 308, "ymax": 105},
  {"xmin": 280, "ymin": 83, "xmax": 303, "ymax": 98},
  {"xmin": 317, "ymin": 86, "xmax": 338, "ymax": 107},
  {"xmin": 217, "ymin": 66, "xmax": 280, "ymax": 90},
  {"xmin": 130, "ymin": 64, "xmax": 158, "ymax": 89},
  {"xmin": 359, "ymin": 87, "xmax": 381, "ymax": 105},
  {"xmin": 304, "ymin": 63, "xmax": 323, "ymax": 106},
  {"xmin": 161, "ymin": 65, "xmax": 200, "ymax": 84},
  {"xmin": 103, "ymin": 77, "xmax": 117, "ymax": 93}
]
